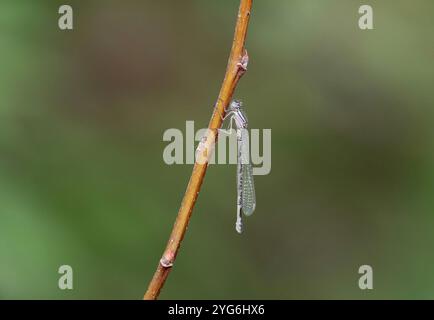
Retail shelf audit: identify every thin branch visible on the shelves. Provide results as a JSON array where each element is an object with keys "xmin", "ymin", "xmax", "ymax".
[{"xmin": 144, "ymin": 0, "xmax": 253, "ymax": 300}]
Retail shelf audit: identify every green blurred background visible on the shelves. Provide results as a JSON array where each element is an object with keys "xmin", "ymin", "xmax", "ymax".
[{"xmin": 1, "ymin": 0, "xmax": 433, "ymax": 299}]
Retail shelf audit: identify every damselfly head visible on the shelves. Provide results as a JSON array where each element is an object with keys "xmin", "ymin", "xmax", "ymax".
[{"xmin": 229, "ymin": 100, "xmax": 243, "ymax": 111}]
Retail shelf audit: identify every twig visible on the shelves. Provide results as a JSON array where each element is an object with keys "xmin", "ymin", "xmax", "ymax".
[{"xmin": 144, "ymin": 0, "xmax": 253, "ymax": 300}]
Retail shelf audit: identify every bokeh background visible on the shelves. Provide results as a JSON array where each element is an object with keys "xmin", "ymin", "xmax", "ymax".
[{"xmin": 1, "ymin": 0, "xmax": 434, "ymax": 299}]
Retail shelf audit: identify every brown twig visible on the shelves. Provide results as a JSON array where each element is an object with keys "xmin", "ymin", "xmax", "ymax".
[{"xmin": 144, "ymin": 0, "xmax": 253, "ymax": 300}]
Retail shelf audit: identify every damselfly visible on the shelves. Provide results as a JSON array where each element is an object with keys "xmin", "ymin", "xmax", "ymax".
[{"xmin": 220, "ymin": 100, "xmax": 256, "ymax": 234}]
